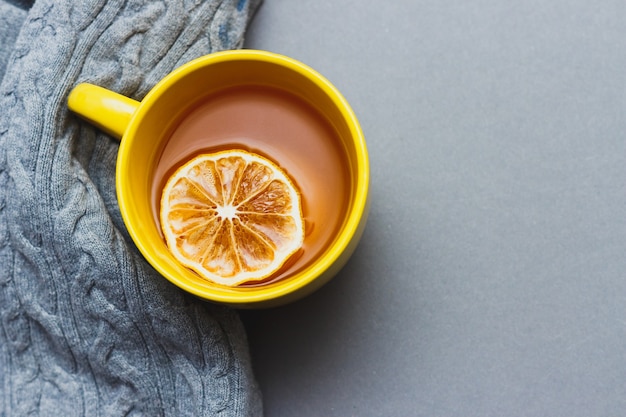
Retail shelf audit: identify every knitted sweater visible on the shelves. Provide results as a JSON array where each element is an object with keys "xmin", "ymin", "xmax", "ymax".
[{"xmin": 0, "ymin": 0, "xmax": 263, "ymax": 415}]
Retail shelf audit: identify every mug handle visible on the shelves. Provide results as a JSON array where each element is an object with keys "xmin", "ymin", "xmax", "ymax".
[{"xmin": 67, "ymin": 83, "xmax": 140, "ymax": 140}]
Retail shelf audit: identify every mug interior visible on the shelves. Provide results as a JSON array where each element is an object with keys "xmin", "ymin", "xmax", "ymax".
[{"xmin": 116, "ymin": 50, "xmax": 367, "ymax": 306}]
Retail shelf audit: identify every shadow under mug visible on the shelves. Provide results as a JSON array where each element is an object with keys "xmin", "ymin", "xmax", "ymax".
[{"xmin": 68, "ymin": 49, "xmax": 369, "ymax": 308}]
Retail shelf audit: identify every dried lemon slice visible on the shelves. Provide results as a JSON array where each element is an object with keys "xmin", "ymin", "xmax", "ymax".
[{"xmin": 160, "ymin": 150, "xmax": 304, "ymax": 286}]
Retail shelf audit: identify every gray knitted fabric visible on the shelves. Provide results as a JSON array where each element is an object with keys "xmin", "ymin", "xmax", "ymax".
[
  {"xmin": 0, "ymin": 0, "xmax": 263, "ymax": 416},
  {"xmin": 0, "ymin": 2, "xmax": 27, "ymax": 79}
]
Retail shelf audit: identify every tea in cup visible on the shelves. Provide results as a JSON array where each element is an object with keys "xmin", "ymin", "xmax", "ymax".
[{"xmin": 68, "ymin": 50, "xmax": 369, "ymax": 307}]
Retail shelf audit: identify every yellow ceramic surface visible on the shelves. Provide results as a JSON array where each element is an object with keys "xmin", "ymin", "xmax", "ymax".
[{"xmin": 67, "ymin": 50, "xmax": 369, "ymax": 308}]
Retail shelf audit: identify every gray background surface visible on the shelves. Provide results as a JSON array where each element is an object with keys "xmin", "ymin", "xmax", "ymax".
[{"xmin": 240, "ymin": 1, "xmax": 626, "ymax": 416}]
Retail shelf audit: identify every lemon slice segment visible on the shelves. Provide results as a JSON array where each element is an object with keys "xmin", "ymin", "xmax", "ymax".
[{"xmin": 160, "ymin": 150, "xmax": 304, "ymax": 286}]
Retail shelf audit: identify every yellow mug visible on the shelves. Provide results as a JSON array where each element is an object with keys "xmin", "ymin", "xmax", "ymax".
[{"xmin": 68, "ymin": 49, "xmax": 369, "ymax": 308}]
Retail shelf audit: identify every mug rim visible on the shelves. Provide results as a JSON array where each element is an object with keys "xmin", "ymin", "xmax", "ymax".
[{"xmin": 116, "ymin": 49, "xmax": 369, "ymax": 305}]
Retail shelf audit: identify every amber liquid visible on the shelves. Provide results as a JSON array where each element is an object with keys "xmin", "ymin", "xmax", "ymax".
[{"xmin": 151, "ymin": 85, "xmax": 350, "ymax": 284}]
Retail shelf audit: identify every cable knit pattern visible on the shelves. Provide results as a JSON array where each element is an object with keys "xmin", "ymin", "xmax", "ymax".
[{"xmin": 0, "ymin": 0, "xmax": 263, "ymax": 415}]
